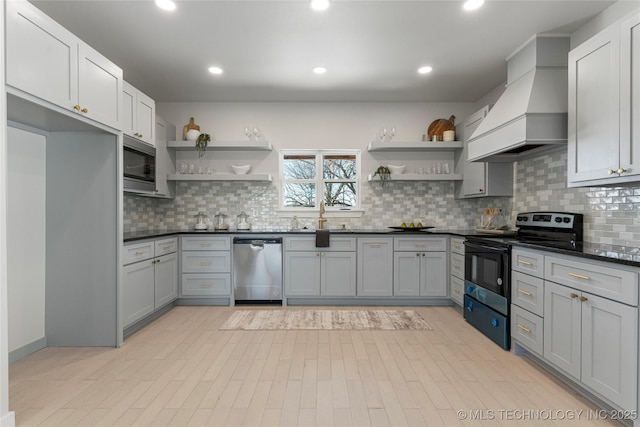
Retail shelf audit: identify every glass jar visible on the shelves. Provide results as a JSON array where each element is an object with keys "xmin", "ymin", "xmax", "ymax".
[
  {"xmin": 236, "ymin": 212, "xmax": 251, "ymax": 230},
  {"xmin": 214, "ymin": 212, "xmax": 228, "ymax": 230}
]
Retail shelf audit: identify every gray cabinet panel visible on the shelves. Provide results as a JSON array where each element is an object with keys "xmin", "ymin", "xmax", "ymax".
[{"xmin": 357, "ymin": 238, "xmax": 393, "ymax": 297}]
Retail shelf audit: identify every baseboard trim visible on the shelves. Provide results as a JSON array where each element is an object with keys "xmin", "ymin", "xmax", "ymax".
[
  {"xmin": 123, "ymin": 303, "xmax": 175, "ymax": 339},
  {"xmin": 0, "ymin": 411, "xmax": 16, "ymax": 427},
  {"xmin": 9, "ymin": 337, "xmax": 47, "ymax": 364}
]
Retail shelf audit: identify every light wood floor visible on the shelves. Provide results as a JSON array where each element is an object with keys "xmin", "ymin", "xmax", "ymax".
[{"xmin": 10, "ymin": 305, "xmax": 623, "ymax": 427}]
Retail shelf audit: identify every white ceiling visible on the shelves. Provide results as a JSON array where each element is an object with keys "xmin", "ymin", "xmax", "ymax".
[{"xmin": 31, "ymin": 0, "xmax": 616, "ymax": 103}]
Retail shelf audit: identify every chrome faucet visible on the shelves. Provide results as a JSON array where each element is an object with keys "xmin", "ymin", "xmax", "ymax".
[{"xmin": 318, "ymin": 201, "xmax": 328, "ymax": 230}]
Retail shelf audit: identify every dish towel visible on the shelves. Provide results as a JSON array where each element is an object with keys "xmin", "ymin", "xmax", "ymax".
[{"xmin": 315, "ymin": 230, "xmax": 330, "ymax": 248}]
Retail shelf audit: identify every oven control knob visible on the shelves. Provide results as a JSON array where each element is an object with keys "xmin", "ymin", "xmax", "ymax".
[
  {"xmin": 516, "ymin": 216, "xmax": 522, "ymax": 221},
  {"xmin": 563, "ymin": 217, "xmax": 571, "ymax": 223},
  {"xmin": 555, "ymin": 217, "xmax": 562, "ymax": 223},
  {"xmin": 497, "ymin": 278, "xmax": 502, "ymax": 286},
  {"xmin": 491, "ymin": 318, "xmax": 499, "ymax": 327}
]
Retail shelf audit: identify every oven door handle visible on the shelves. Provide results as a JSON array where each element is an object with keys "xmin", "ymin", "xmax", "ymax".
[{"xmin": 464, "ymin": 241, "xmax": 509, "ymax": 254}]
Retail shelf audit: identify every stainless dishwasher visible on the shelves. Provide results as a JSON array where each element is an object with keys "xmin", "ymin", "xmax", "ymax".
[{"xmin": 233, "ymin": 237, "xmax": 283, "ymax": 303}]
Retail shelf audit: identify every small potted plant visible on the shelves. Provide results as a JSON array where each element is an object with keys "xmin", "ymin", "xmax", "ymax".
[
  {"xmin": 195, "ymin": 133, "xmax": 210, "ymax": 158},
  {"xmin": 372, "ymin": 165, "xmax": 391, "ymax": 187}
]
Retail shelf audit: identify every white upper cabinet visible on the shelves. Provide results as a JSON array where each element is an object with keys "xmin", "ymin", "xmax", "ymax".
[
  {"xmin": 123, "ymin": 81, "xmax": 156, "ymax": 146},
  {"xmin": 568, "ymin": 11, "xmax": 640, "ymax": 186},
  {"xmin": 6, "ymin": 0, "xmax": 123, "ymax": 130}
]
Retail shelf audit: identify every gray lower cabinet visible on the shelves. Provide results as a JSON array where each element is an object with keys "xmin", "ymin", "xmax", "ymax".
[
  {"xmin": 122, "ymin": 237, "xmax": 178, "ymax": 328},
  {"xmin": 284, "ymin": 237, "xmax": 356, "ymax": 297},
  {"xmin": 449, "ymin": 237, "xmax": 465, "ymax": 305},
  {"xmin": 357, "ymin": 238, "xmax": 393, "ymax": 296},
  {"xmin": 180, "ymin": 236, "xmax": 231, "ymax": 297},
  {"xmin": 393, "ymin": 237, "xmax": 447, "ymax": 297}
]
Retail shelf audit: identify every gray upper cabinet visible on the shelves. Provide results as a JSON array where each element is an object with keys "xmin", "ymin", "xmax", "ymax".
[
  {"xmin": 6, "ymin": 0, "xmax": 123, "ymax": 130},
  {"xmin": 568, "ymin": 11, "xmax": 640, "ymax": 187},
  {"xmin": 154, "ymin": 116, "xmax": 177, "ymax": 199},
  {"xmin": 455, "ymin": 106, "xmax": 513, "ymax": 198},
  {"xmin": 123, "ymin": 81, "xmax": 156, "ymax": 146}
]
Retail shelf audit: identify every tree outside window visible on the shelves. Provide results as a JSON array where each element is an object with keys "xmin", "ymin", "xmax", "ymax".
[{"xmin": 281, "ymin": 150, "xmax": 359, "ymax": 209}]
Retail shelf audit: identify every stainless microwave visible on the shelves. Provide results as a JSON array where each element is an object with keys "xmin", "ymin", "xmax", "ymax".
[{"xmin": 123, "ymin": 136, "xmax": 156, "ymax": 193}]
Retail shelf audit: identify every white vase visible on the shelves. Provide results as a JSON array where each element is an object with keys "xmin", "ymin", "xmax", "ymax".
[{"xmin": 185, "ymin": 129, "xmax": 200, "ymax": 141}]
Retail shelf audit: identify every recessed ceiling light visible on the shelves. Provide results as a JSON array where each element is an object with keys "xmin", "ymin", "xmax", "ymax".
[
  {"xmin": 310, "ymin": 0, "xmax": 330, "ymax": 11},
  {"xmin": 463, "ymin": 0, "xmax": 484, "ymax": 11},
  {"xmin": 418, "ymin": 66, "xmax": 433, "ymax": 74},
  {"xmin": 208, "ymin": 66, "xmax": 223, "ymax": 75},
  {"xmin": 313, "ymin": 66, "xmax": 327, "ymax": 74},
  {"xmin": 155, "ymin": 0, "xmax": 176, "ymax": 12}
]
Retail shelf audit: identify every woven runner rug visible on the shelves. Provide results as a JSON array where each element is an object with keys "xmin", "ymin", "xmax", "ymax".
[{"xmin": 219, "ymin": 309, "xmax": 432, "ymax": 331}]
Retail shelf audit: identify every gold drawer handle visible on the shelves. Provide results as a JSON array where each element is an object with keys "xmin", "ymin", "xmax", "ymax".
[
  {"xmin": 568, "ymin": 272, "xmax": 590, "ymax": 280},
  {"xmin": 415, "ymin": 243, "xmax": 426, "ymax": 247},
  {"xmin": 81, "ymin": 107, "xmax": 88, "ymax": 114},
  {"xmin": 200, "ymin": 261, "xmax": 213, "ymax": 266},
  {"xmin": 516, "ymin": 324, "xmax": 531, "ymax": 334},
  {"xmin": 579, "ymin": 296, "xmax": 588, "ymax": 302},
  {"xmin": 163, "ymin": 245, "xmax": 172, "ymax": 250},
  {"xmin": 200, "ymin": 242, "xmax": 213, "ymax": 246},
  {"xmin": 517, "ymin": 289, "xmax": 532, "ymax": 296},
  {"xmin": 199, "ymin": 283, "xmax": 212, "ymax": 287},
  {"xmin": 135, "ymin": 250, "xmax": 146, "ymax": 255},
  {"xmin": 569, "ymin": 293, "xmax": 579, "ymax": 299},
  {"xmin": 369, "ymin": 244, "xmax": 381, "ymax": 248},
  {"xmin": 517, "ymin": 259, "xmax": 533, "ymax": 266}
]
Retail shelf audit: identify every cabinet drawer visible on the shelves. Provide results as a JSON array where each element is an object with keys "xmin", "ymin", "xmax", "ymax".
[
  {"xmin": 285, "ymin": 236, "xmax": 356, "ymax": 252},
  {"xmin": 181, "ymin": 236, "xmax": 230, "ymax": 251},
  {"xmin": 450, "ymin": 275, "xmax": 464, "ymax": 305},
  {"xmin": 512, "ymin": 271, "xmax": 544, "ymax": 317},
  {"xmin": 450, "ymin": 237, "xmax": 465, "ymax": 255},
  {"xmin": 394, "ymin": 237, "xmax": 447, "ymax": 252},
  {"xmin": 450, "ymin": 252, "xmax": 465, "ymax": 279},
  {"xmin": 123, "ymin": 241, "xmax": 154, "ymax": 265},
  {"xmin": 511, "ymin": 304, "xmax": 543, "ymax": 356},
  {"xmin": 545, "ymin": 255, "xmax": 638, "ymax": 305},
  {"xmin": 512, "ymin": 248, "xmax": 544, "ymax": 277},
  {"xmin": 181, "ymin": 252, "xmax": 231, "ymax": 273},
  {"xmin": 181, "ymin": 273, "xmax": 231, "ymax": 296},
  {"xmin": 155, "ymin": 237, "xmax": 177, "ymax": 256}
]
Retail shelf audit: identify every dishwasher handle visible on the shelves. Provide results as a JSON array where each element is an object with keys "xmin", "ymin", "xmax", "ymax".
[{"xmin": 233, "ymin": 237, "xmax": 283, "ymax": 245}]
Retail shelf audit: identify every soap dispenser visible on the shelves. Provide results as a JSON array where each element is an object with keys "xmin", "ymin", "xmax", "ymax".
[{"xmin": 236, "ymin": 212, "xmax": 251, "ymax": 231}]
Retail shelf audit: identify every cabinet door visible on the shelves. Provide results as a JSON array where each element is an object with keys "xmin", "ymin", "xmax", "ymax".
[
  {"xmin": 122, "ymin": 82, "xmax": 136, "ymax": 137},
  {"xmin": 284, "ymin": 252, "xmax": 321, "ymax": 296},
  {"xmin": 123, "ymin": 260, "xmax": 155, "ymax": 327},
  {"xmin": 6, "ymin": 0, "xmax": 78, "ymax": 110},
  {"xmin": 136, "ymin": 90, "xmax": 156, "ymax": 146},
  {"xmin": 619, "ymin": 13, "xmax": 640, "ymax": 179},
  {"xmin": 421, "ymin": 252, "xmax": 447, "ymax": 297},
  {"xmin": 462, "ymin": 107, "xmax": 488, "ymax": 197},
  {"xmin": 357, "ymin": 239, "xmax": 393, "ymax": 296},
  {"xmin": 154, "ymin": 117, "xmax": 176, "ymax": 198},
  {"xmin": 78, "ymin": 42, "xmax": 123, "ymax": 129},
  {"xmin": 543, "ymin": 281, "xmax": 581, "ymax": 380},
  {"xmin": 155, "ymin": 253, "xmax": 178, "ymax": 308},
  {"xmin": 568, "ymin": 24, "xmax": 620, "ymax": 184},
  {"xmin": 321, "ymin": 252, "xmax": 356, "ymax": 296},
  {"xmin": 581, "ymin": 293, "xmax": 638, "ymax": 410},
  {"xmin": 393, "ymin": 252, "xmax": 420, "ymax": 296}
]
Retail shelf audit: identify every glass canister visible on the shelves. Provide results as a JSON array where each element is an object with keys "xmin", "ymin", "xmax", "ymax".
[
  {"xmin": 236, "ymin": 211, "xmax": 251, "ymax": 230},
  {"xmin": 214, "ymin": 212, "xmax": 228, "ymax": 230}
]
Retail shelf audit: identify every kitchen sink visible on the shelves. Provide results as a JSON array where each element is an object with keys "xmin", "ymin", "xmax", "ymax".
[{"xmin": 296, "ymin": 228, "xmax": 352, "ymax": 233}]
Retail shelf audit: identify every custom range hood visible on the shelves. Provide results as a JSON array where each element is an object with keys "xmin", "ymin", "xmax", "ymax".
[{"xmin": 468, "ymin": 35, "xmax": 570, "ymax": 162}]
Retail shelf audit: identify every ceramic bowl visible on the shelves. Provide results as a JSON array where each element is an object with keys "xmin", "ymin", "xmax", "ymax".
[
  {"xmin": 231, "ymin": 164, "xmax": 251, "ymax": 174},
  {"xmin": 387, "ymin": 164, "xmax": 406, "ymax": 174}
]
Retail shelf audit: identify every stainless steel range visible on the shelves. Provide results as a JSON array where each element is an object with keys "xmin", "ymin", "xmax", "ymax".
[{"xmin": 463, "ymin": 212, "xmax": 584, "ymax": 350}]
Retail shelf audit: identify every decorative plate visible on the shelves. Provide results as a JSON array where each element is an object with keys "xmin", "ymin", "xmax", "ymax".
[{"xmin": 388, "ymin": 226, "xmax": 435, "ymax": 231}]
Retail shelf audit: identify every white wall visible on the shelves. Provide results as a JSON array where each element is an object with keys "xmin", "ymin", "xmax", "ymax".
[
  {"xmin": 157, "ymin": 101, "xmax": 475, "ymax": 178},
  {"xmin": 7, "ymin": 126, "xmax": 46, "ymax": 354}
]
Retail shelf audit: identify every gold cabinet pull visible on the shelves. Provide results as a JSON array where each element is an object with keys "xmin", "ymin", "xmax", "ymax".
[
  {"xmin": 478, "ymin": 188, "xmax": 484, "ymax": 192},
  {"xmin": 73, "ymin": 104, "xmax": 81, "ymax": 111},
  {"xmin": 517, "ymin": 259, "xmax": 533, "ymax": 266},
  {"xmin": 516, "ymin": 324, "xmax": 531, "ymax": 334},
  {"xmin": 81, "ymin": 107, "xmax": 88, "ymax": 113},
  {"xmin": 415, "ymin": 243, "xmax": 426, "ymax": 247},
  {"xmin": 518, "ymin": 289, "xmax": 532, "ymax": 296},
  {"xmin": 163, "ymin": 245, "xmax": 172, "ymax": 250},
  {"xmin": 579, "ymin": 296, "xmax": 588, "ymax": 302},
  {"xmin": 199, "ymin": 261, "xmax": 213, "ymax": 266},
  {"xmin": 135, "ymin": 250, "xmax": 145, "ymax": 255},
  {"xmin": 369, "ymin": 244, "xmax": 381, "ymax": 248},
  {"xmin": 568, "ymin": 272, "xmax": 590, "ymax": 280},
  {"xmin": 569, "ymin": 292, "xmax": 579, "ymax": 299},
  {"xmin": 608, "ymin": 169, "xmax": 616, "ymax": 175},
  {"xmin": 316, "ymin": 253, "xmax": 320, "ymax": 257},
  {"xmin": 200, "ymin": 242, "xmax": 213, "ymax": 246},
  {"xmin": 617, "ymin": 168, "xmax": 627, "ymax": 174},
  {"xmin": 199, "ymin": 283, "xmax": 212, "ymax": 287}
]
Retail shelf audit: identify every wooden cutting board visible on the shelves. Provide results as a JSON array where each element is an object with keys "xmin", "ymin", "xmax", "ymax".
[{"xmin": 427, "ymin": 115, "xmax": 455, "ymax": 140}]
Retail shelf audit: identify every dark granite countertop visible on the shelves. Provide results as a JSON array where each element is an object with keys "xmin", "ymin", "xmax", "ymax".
[{"xmin": 123, "ymin": 229, "xmax": 639, "ymax": 268}]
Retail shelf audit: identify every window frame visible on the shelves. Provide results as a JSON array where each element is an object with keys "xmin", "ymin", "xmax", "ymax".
[{"xmin": 279, "ymin": 149, "xmax": 361, "ymax": 211}]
